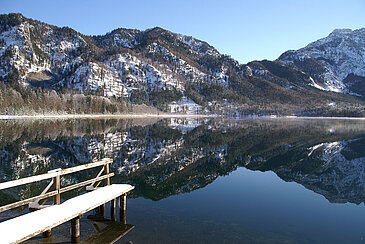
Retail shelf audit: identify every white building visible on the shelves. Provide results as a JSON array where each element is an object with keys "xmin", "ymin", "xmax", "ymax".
[{"xmin": 169, "ymin": 97, "xmax": 202, "ymax": 114}]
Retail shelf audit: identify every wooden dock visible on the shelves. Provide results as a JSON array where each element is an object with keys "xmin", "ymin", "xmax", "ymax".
[{"xmin": 0, "ymin": 158, "xmax": 134, "ymax": 244}]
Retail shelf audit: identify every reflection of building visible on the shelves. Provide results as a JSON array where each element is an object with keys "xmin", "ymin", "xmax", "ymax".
[
  {"xmin": 169, "ymin": 118, "xmax": 201, "ymax": 133},
  {"xmin": 169, "ymin": 97, "xmax": 202, "ymax": 114}
]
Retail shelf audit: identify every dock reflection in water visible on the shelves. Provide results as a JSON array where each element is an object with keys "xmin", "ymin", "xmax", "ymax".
[{"xmin": 82, "ymin": 216, "xmax": 134, "ymax": 244}]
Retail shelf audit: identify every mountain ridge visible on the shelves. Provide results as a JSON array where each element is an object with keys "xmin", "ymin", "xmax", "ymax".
[
  {"xmin": 278, "ymin": 28, "xmax": 365, "ymax": 94},
  {"xmin": 0, "ymin": 13, "xmax": 364, "ymax": 116}
]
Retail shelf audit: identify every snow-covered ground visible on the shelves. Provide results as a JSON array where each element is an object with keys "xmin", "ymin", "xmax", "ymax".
[{"xmin": 0, "ymin": 113, "xmax": 213, "ymax": 120}]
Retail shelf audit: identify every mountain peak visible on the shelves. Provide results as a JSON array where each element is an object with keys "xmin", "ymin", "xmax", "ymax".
[
  {"xmin": 0, "ymin": 12, "xmax": 24, "ymax": 20},
  {"xmin": 144, "ymin": 26, "xmax": 170, "ymax": 34},
  {"xmin": 329, "ymin": 28, "xmax": 352, "ymax": 36},
  {"xmin": 328, "ymin": 28, "xmax": 365, "ymax": 38},
  {"xmin": 0, "ymin": 13, "xmax": 25, "ymax": 30}
]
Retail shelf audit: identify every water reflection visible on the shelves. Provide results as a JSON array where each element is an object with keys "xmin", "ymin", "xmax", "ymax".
[{"xmin": 0, "ymin": 118, "xmax": 364, "ymax": 206}]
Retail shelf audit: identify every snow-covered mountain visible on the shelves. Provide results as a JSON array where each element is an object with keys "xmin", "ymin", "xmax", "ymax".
[
  {"xmin": 0, "ymin": 13, "xmax": 364, "ymax": 115},
  {"xmin": 278, "ymin": 28, "xmax": 365, "ymax": 95},
  {"xmin": 0, "ymin": 14, "xmax": 227, "ymax": 97}
]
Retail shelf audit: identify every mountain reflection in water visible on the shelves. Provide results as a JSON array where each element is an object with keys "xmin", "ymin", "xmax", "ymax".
[{"xmin": 0, "ymin": 117, "xmax": 364, "ymax": 206}]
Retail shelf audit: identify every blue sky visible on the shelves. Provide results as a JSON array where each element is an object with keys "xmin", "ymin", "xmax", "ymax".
[{"xmin": 2, "ymin": 0, "xmax": 364, "ymax": 64}]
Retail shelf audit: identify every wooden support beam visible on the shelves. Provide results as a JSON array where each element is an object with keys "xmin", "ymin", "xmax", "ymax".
[
  {"xmin": 119, "ymin": 195, "xmax": 126, "ymax": 224},
  {"xmin": 119, "ymin": 194, "xmax": 126, "ymax": 211},
  {"xmin": 37, "ymin": 178, "xmax": 55, "ymax": 207},
  {"xmin": 53, "ymin": 174, "xmax": 60, "ymax": 205},
  {"xmin": 71, "ymin": 216, "xmax": 81, "ymax": 243},
  {"xmin": 104, "ymin": 163, "xmax": 111, "ymax": 186},
  {"xmin": 86, "ymin": 167, "xmax": 105, "ymax": 191},
  {"xmin": 111, "ymin": 199, "xmax": 116, "ymax": 221},
  {"xmin": 43, "ymin": 229, "xmax": 51, "ymax": 238},
  {"xmin": 98, "ymin": 204, "xmax": 105, "ymax": 217},
  {"xmin": 42, "ymin": 235, "xmax": 52, "ymax": 244}
]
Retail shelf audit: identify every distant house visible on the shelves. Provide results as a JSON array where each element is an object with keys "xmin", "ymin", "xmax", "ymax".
[{"xmin": 169, "ymin": 97, "xmax": 202, "ymax": 114}]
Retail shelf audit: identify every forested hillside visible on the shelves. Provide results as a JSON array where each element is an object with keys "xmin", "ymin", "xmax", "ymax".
[{"xmin": 0, "ymin": 81, "xmax": 128, "ymax": 114}]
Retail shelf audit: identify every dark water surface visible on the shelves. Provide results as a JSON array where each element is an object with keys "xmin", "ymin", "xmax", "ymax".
[{"xmin": 0, "ymin": 117, "xmax": 365, "ymax": 243}]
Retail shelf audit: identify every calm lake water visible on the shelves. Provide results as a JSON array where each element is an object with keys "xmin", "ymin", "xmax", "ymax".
[{"xmin": 0, "ymin": 117, "xmax": 365, "ymax": 243}]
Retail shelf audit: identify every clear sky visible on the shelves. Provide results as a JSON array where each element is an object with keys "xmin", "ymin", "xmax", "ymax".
[{"xmin": 1, "ymin": 0, "xmax": 364, "ymax": 64}]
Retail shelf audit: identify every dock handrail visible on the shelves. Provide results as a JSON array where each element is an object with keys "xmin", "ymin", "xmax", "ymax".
[{"xmin": 0, "ymin": 158, "xmax": 114, "ymax": 213}]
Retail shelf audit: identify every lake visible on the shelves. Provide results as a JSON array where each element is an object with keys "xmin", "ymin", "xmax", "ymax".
[{"xmin": 0, "ymin": 117, "xmax": 365, "ymax": 243}]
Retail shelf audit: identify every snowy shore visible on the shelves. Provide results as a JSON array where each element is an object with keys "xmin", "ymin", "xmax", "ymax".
[
  {"xmin": 0, "ymin": 113, "xmax": 215, "ymax": 120},
  {"xmin": 283, "ymin": 116, "xmax": 365, "ymax": 120},
  {"xmin": 0, "ymin": 114, "xmax": 364, "ymax": 120}
]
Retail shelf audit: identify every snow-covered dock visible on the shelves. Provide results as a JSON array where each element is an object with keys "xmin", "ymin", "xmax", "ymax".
[{"xmin": 0, "ymin": 159, "xmax": 134, "ymax": 243}]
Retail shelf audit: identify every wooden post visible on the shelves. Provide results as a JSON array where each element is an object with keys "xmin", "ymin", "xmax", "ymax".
[
  {"xmin": 49, "ymin": 169, "xmax": 61, "ymax": 205},
  {"xmin": 71, "ymin": 216, "xmax": 80, "ymax": 243},
  {"xmin": 53, "ymin": 174, "xmax": 60, "ymax": 205},
  {"xmin": 41, "ymin": 171, "xmax": 60, "ymax": 238},
  {"xmin": 42, "ymin": 235, "xmax": 52, "ymax": 244},
  {"xmin": 100, "ymin": 162, "xmax": 110, "ymax": 214},
  {"xmin": 97, "ymin": 204, "xmax": 105, "ymax": 217},
  {"xmin": 119, "ymin": 194, "xmax": 126, "ymax": 224},
  {"xmin": 43, "ymin": 229, "xmax": 51, "ymax": 238},
  {"xmin": 104, "ymin": 162, "xmax": 110, "ymax": 186},
  {"xmin": 111, "ymin": 198, "xmax": 116, "ymax": 221}
]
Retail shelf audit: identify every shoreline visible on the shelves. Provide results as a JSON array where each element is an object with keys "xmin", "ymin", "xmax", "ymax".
[
  {"xmin": 0, "ymin": 113, "xmax": 216, "ymax": 120},
  {"xmin": 282, "ymin": 116, "xmax": 365, "ymax": 120},
  {"xmin": 0, "ymin": 114, "xmax": 364, "ymax": 120}
]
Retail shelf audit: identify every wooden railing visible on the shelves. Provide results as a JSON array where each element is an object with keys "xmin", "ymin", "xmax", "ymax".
[{"xmin": 0, "ymin": 158, "xmax": 114, "ymax": 213}]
